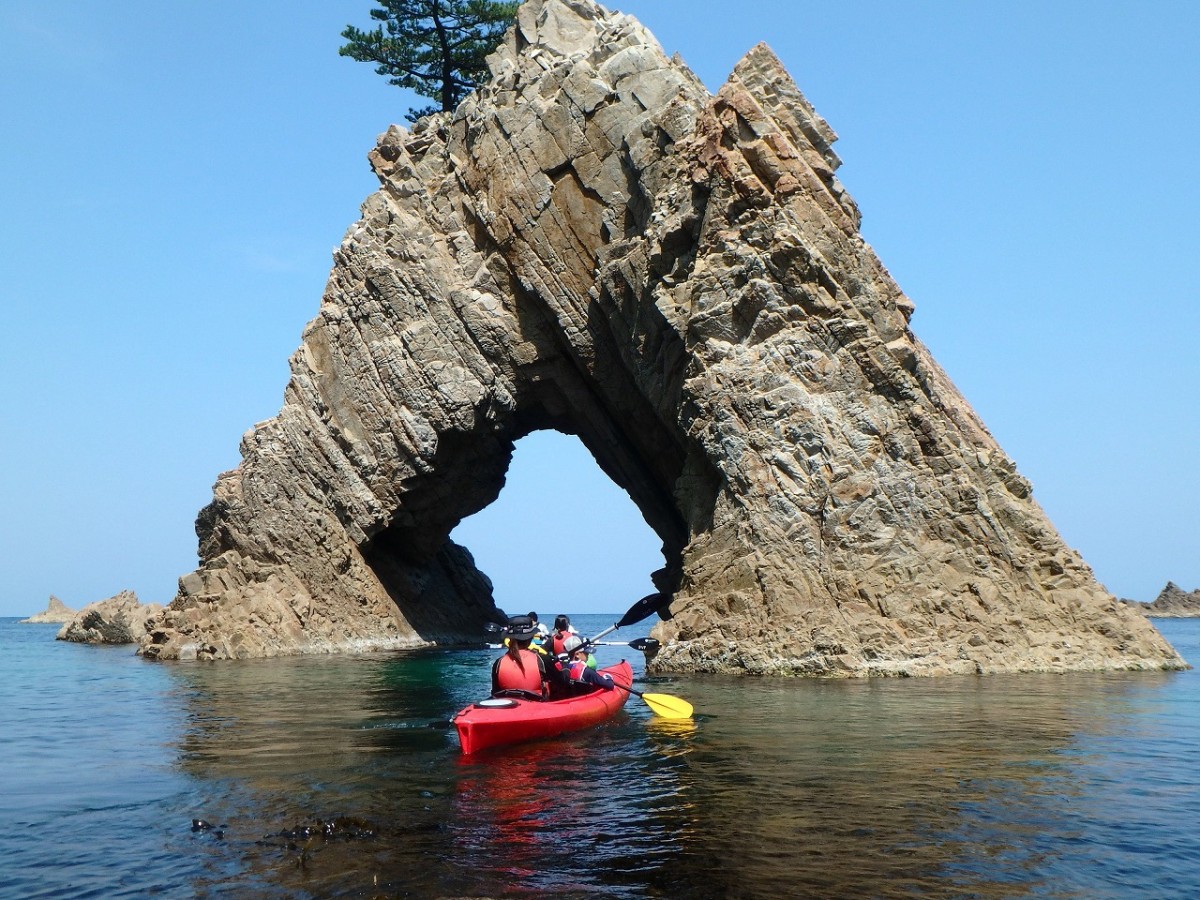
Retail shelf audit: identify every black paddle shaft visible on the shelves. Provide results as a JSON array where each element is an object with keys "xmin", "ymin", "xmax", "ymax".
[{"xmin": 577, "ymin": 593, "xmax": 671, "ymax": 652}]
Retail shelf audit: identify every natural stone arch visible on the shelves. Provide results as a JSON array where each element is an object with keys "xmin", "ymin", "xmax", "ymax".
[{"xmin": 141, "ymin": 0, "xmax": 1183, "ymax": 675}]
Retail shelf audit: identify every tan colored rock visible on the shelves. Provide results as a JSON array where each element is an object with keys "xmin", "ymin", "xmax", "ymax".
[
  {"xmin": 141, "ymin": 0, "xmax": 1183, "ymax": 675},
  {"xmin": 58, "ymin": 591, "xmax": 164, "ymax": 645},
  {"xmin": 21, "ymin": 595, "xmax": 77, "ymax": 624}
]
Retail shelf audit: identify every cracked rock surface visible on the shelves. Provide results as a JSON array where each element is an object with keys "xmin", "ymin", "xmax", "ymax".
[{"xmin": 140, "ymin": 0, "xmax": 1183, "ymax": 674}]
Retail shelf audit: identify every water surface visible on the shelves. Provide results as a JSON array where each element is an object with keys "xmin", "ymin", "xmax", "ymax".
[{"xmin": 2, "ymin": 615, "xmax": 1197, "ymax": 898}]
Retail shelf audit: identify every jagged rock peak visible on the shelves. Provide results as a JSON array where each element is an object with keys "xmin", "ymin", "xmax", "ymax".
[
  {"xmin": 20, "ymin": 595, "xmax": 77, "ymax": 624},
  {"xmin": 1145, "ymin": 582, "xmax": 1200, "ymax": 617},
  {"xmin": 139, "ymin": 0, "xmax": 1183, "ymax": 675}
]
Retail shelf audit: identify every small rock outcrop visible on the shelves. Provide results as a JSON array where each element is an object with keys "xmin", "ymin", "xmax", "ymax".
[
  {"xmin": 140, "ymin": 0, "xmax": 1183, "ymax": 674},
  {"xmin": 1144, "ymin": 583, "xmax": 1200, "ymax": 618},
  {"xmin": 58, "ymin": 591, "xmax": 164, "ymax": 645},
  {"xmin": 20, "ymin": 595, "xmax": 77, "ymax": 624}
]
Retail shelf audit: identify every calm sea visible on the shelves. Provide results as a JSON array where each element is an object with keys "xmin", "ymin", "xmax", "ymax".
[{"xmin": 1, "ymin": 613, "xmax": 1197, "ymax": 899}]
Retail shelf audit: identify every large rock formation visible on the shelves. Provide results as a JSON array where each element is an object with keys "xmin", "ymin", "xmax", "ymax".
[{"xmin": 141, "ymin": 0, "xmax": 1183, "ymax": 674}]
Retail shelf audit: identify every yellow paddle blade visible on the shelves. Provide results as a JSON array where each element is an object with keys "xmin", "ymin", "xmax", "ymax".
[{"xmin": 640, "ymin": 692, "xmax": 693, "ymax": 719}]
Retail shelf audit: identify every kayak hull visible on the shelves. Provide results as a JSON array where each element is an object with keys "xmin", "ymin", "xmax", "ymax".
[{"xmin": 453, "ymin": 660, "xmax": 633, "ymax": 754}]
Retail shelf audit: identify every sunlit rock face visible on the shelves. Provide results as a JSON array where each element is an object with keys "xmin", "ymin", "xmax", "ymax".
[
  {"xmin": 141, "ymin": 0, "xmax": 1184, "ymax": 673},
  {"xmin": 58, "ymin": 591, "xmax": 163, "ymax": 645}
]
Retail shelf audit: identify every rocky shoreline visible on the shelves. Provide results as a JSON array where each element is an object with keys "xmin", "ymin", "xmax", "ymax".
[{"xmin": 19, "ymin": 591, "xmax": 163, "ymax": 644}]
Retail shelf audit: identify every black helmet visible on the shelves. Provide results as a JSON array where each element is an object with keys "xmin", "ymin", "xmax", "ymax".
[{"xmin": 505, "ymin": 615, "xmax": 538, "ymax": 641}]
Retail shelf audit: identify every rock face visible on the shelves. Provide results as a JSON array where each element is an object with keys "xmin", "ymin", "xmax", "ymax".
[
  {"xmin": 20, "ymin": 595, "xmax": 77, "ymax": 624},
  {"xmin": 141, "ymin": 0, "xmax": 1183, "ymax": 674},
  {"xmin": 58, "ymin": 591, "xmax": 164, "ymax": 645},
  {"xmin": 1142, "ymin": 583, "xmax": 1200, "ymax": 618}
]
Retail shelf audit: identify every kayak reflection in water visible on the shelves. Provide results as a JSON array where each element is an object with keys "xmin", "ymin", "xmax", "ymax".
[{"xmin": 490, "ymin": 616, "xmax": 552, "ymax": 700}]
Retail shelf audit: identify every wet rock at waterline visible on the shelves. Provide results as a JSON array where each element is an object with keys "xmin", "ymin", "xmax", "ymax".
[{"xmin": 138, "ymin": 0, "xmax": 1183, "ymax": 674}]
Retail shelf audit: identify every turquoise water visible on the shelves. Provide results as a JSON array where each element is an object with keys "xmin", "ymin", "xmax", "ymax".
[{"xmin": 1, "ymin": 614, "xmax": 1198, "ymax": 898}]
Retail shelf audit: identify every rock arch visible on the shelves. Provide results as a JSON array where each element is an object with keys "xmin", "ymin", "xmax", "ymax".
[{"xmin": 142, "ymin": 0, "xmax": 1183, "ymax": 674}]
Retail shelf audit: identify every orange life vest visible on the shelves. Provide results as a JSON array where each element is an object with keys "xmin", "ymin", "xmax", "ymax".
[
  {"xmin": 494, "ymin": 649, "xmax": 545, "ymax": 696},
  {"xmin": 551, "ymin": 630, "xmax": 572, "ymax": 655}
]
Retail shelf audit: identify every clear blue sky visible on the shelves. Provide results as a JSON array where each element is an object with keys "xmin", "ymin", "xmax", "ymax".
[{"xmin": 2, "ymin": 1, "xmax": 1196, "ymax": 618}]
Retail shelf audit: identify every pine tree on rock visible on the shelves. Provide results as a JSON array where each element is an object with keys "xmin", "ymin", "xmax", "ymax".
[{"xmin": 340, "ymin": 0, "xmax": 519, "ymax": 122}]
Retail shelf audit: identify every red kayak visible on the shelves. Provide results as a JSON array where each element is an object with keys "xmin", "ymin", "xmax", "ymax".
[{"xmin": 453, "ymin": 660, "xmax": 633, "ymax": 754}]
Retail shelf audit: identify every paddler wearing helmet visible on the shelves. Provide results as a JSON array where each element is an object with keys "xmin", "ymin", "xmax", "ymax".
[
  {"xmin": 562, "ymin": 634, "xmax": 597, "ymax": 669},
  {"xmin": 562, "ymin": 635, "xmax": 614, "ymax": 693}
]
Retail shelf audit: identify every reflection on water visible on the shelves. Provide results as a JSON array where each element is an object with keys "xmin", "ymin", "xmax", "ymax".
[
  {"xmin": 634, "ymin": 673, "xmax": 1156, "ymax": 899},
  {"xmin": 8, "ymin": 618, "xmax": 1195, "ymax": 897},
  {"xmin": 156, "ymin": 622, "xmax": 1200, "ymax": 899}
]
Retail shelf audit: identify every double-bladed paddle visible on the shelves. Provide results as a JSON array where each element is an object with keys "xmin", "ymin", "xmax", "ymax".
[
  {"xmin": 609, "ymin": 680, "xmax": 693, "ymax": 718},
  {"xmin": 577, "ymin": 591, "xmax": 671, "ymax": 647},
  {"xmin": 485, "ymin": 593, "xmax": 670, "ymax": 644},
  {"xmin": 575, "ymin": 596, "xmax": 693, "ymax": 719}
]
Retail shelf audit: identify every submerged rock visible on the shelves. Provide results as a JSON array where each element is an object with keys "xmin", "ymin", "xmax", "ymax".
[
  {"xmin": 140, "ymin": 0, "xmax": 1183, "ymax": 674},
  {"xmin": 20, "ymin": 595, "xmax": 77, "ymax": 624}
]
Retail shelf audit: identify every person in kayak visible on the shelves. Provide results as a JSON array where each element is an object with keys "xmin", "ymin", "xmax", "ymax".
[
  {"xmin": 528, "ymin": 611, "xmax": 550, "ymax": 639},
  {"xmin": 562, "ymin": 634, "xmax": 598, "ymax": 669},
  {"xmin": 491, "ymin": 616, "xmax": 552, "ymax": 700},
  {"xmin": 549, "ymin": 614, "xmax": 578, "ymax": 655},
  {"xmin": 527, "ymin": 611, "xmax": 550, "ymax": 655},
  {"xmin": 563, "ymin": 636, "xmax": 615, "ymax": 693}
]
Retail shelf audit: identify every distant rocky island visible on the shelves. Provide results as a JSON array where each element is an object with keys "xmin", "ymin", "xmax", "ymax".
[
  {"xmin": 20, "ymin": 595, "xmax": 77, "ymax": 624},
  {"xmin": 1123, "ymin": 583, "xmax": 1200, "ymax": 618}
]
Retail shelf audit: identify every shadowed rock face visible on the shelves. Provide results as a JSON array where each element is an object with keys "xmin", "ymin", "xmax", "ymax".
[{"xmin": 141, "ymin": 0, "xmax": 1183, "ymax": 673}]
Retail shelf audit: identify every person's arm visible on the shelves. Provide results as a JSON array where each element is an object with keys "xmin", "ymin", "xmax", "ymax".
[{"xmin": 573, "ymin": 662, "xmax": 615, "ymax": 690}]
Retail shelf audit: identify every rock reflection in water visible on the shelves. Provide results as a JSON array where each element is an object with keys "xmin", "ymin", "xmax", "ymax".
[
  {"xmin": 636, "ymin": 672, "xmax": 1180, "ymax": 899},
  {"xmin": 163, "ymin": 646, "xmax": 1192, "ymax": 898},
  {"xmin": 168, "ymin": 649, "xmax": 470, "ymax": 896}
]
